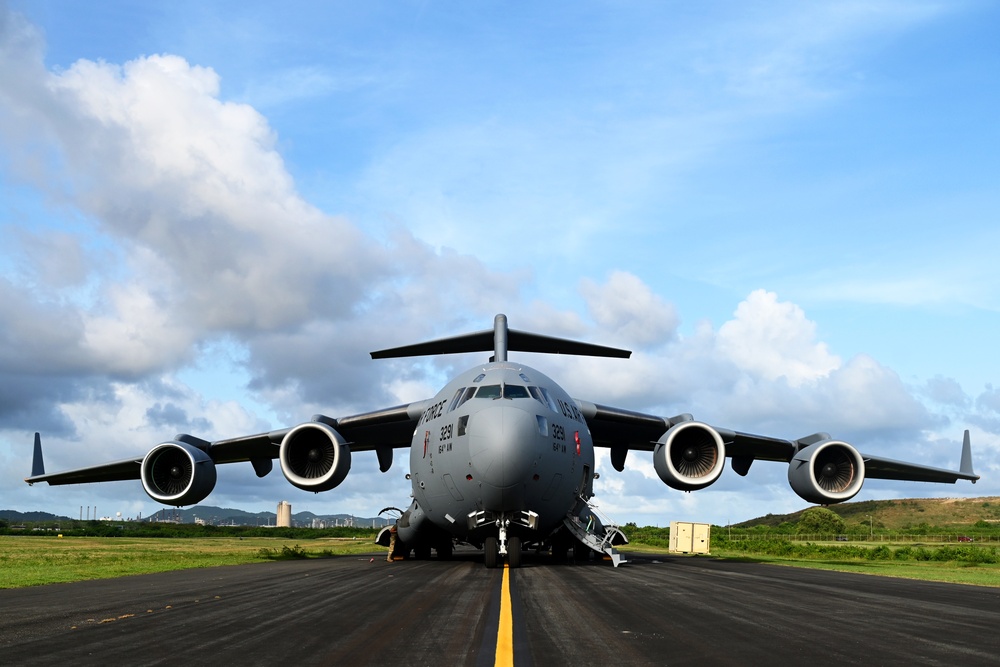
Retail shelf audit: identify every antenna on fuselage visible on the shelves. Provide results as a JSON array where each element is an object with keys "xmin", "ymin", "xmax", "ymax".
[{"xmin": 369, "ymin": 313, "xmax": 632, "ymax": 361}]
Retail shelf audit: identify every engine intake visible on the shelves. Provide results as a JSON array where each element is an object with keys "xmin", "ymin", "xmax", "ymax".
[
  {"xmin": 279, "ymin": 422, "xmax": 352, "ymax": 492},
  {"xmin": 653, "ymin": 421, "xmax": 726, "ymax": 491},
  {"xmin": 788, "ymin": 440, "xmax": 865, "ymax": 504},
  {"xmin": 141, "ymin": 441, "xmax": 217, "ymax": 506}
]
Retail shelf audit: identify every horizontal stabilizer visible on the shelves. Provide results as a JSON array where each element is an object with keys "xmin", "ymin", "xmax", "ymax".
[{"xmin": 372, "ymin": 314, "xmax": 631, "ymax": 361}]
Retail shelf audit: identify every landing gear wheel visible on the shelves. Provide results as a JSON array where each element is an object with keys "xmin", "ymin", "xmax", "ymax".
[
  {"xmin": 437, "ymin": 540, "xmax": 453, "ymax": 560},
  {"xmin": 484, "ymin": 536, "xmax": 499, "ymax": 569},
  {"xmin": 507, "ymin": 536, "xmax": 522, "ymax": 569}
]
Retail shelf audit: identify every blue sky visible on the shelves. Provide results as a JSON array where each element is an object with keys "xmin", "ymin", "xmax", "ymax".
[{"xmin": 1, "ymin": 1, "xmax": 997, "ymax": 526}]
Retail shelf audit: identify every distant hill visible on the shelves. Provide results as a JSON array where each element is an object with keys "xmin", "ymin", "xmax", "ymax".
[
  {"xmin": 1, "ymin": 504, "xmax": 392, "ymax": 527},
  {"xmin": 737, "ymin": 497, "xmax": 1000, "ymax": 531},
  {"xmin": 13, "ymin": 497, "xmax": 995, "ymax": 531},
  {"xmin": 163, "ymin": 505, "xmax": 392, "ymax": 527},
  {"xmin": 0, "ymin": 510, "xmax": 73, "ymax": 523}
]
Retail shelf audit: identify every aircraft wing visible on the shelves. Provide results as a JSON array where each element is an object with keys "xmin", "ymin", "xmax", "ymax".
[
  {"xmin": 576, "ymin": 400, "xmax": 979, "ymax": 485},
  {"xmin": 25, "ymin": 456, "xmax": 145, "ymax": 485},
  {"xmin": 207, "ymin": 401, "xmax": 431, "ymax": 463},
  {"xmin": 26, "ymin": 400, "xmax": 430, "ymax": 487}
]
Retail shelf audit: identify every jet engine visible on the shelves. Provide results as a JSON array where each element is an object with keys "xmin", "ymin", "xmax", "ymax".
[
  {"xmin": 279, "ymin": 422, "xmax": 352, "ymax": 492},
  {"xmin": 653, "ymin": 421, "xmax": 726, "ymax": 491},
  {"xmin": 141, "ymin": 441, "xmax": 217, "ymax": 506},
  {"xmin": 395, "ymin": 499, "xmax": 427, "ymax": 547},
  {"xmin": 787, "ymin": 440, "xmax": 865, "ymax": 504}
]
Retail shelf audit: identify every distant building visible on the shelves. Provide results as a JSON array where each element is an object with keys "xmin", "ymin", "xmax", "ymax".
[{"xmin": 277, "ymin": 501, "xmax": 292, "ymax": 527}]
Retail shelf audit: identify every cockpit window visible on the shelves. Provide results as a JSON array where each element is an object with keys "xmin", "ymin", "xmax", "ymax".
[
  {"xmin": 528, "ymin": 386, "xmax": 545, "ymax": 406},
  {"xmin": 474, "ymin": 383, "xmax": 532, "ymax": 399},
  {"xmin": 473, "ymin": 373, "xmax": 486, "ymax": 383},
  {"xmin": 448, "ymin": 386, "xmax": 478, "ymax": 412},
  {"xmin": 455, "ymin": 386, "xmax": 476, "ymax": 410},
  {"xmin": 503, "ymin": 384, "xmax": 530, "ymax": 399},
  {"xmin": 447, "ymin": 388, "xmax": 466, "ymax": 412},
  {"xmin": 537, "ymin": 387, "xmax": 561, "ymax": 413},
  {"xmin": 476, "ymin": 384, "xmax": 502, "ymax": 399}
]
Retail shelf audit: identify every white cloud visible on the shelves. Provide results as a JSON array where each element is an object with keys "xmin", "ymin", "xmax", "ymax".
[
  {"xmin": 509, "ymin": 282, "xmax": 937, "ymax": 462},
  {"xmin": 717, "ymin": 289, "xmax": 840, "ymax": 387},
  {"xmin": 0, "ymin": 15, "xmax": 523, "ymax": 424},
  {"xmin": 581, "ymin": 271, "xmax": 679, "ymax": 348}
]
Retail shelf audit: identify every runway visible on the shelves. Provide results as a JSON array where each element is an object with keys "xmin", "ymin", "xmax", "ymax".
[{"xmin": 2, "ymin": 549, "xmax": 998, "ymax": 666}]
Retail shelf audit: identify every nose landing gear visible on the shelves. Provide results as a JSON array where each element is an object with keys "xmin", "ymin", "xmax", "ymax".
[{"xmin": 484, "ymin": 516, "xmax": 523, "ymax": 569}]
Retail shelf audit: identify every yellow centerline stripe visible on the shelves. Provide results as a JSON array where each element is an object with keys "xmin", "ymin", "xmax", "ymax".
[{"xmin": 495, "ymin": 563, "xmax": 514, "ymax": 667}]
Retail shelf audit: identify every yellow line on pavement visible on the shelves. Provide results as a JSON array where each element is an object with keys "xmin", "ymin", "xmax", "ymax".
[{"xmin": 495, "ymin": 563, "xmax": 513, "ymax": 667}]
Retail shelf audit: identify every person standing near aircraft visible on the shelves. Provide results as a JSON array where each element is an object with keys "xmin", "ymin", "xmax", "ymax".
[{"xmin": 386, "ymin": 524, "xmax": 398, "ymax": 563}]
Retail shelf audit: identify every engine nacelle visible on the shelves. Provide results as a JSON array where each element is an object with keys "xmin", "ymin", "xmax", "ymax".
[
  {"xmin": 788, "ymin": 440, "xmax": 865, "ymax": 504},
  {"xmin": 141, "ymin": 441, "xmax": 217, "ymax": 506},
  {"xmin": 653, "ymin": 421, "xmax": 726, "ymax": 491},
  {"xmin": 395, "ymin": 499, "xmax": 426, "ymax": 547},
  {"xmin": 279, "ymin": 422, "xmax": 352, "ymax": 492}
]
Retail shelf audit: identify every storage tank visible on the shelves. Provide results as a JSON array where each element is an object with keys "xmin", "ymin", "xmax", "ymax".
[{"xmin": 277, "ymin": 500, "xmax": 292, "ymax": 527}]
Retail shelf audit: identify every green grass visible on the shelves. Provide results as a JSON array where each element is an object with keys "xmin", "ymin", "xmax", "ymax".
[
  {"xmin": 625, "ymin": 540, "xmax": 1000, "ymax": 587},
  {"xmin": 7, "ymin": 534, "xmax": 1000, "ymax": 590},
  {"xmin": 0, "ymin": 536, "xmax": 384, "ymax": 588},
  {"xmin": 710, "ymin": 548, "xmax": 1000, "ymax": 587}
]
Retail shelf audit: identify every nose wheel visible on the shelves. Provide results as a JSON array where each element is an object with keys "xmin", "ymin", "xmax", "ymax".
[
  {"xmin": 507, "ymin": 536, "xmax": 522, "ymax": 568},
  {"xmin": 484, "ymin": 517, "xmax": 523, "ymax": 569},
  {"xmin": 485, "ymin": 535, "xmax": 499, "ymax": 568}
]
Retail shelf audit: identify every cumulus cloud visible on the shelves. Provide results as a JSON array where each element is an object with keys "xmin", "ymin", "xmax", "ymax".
[
  {"xmin": 542, "ymin": 281, "xmax": 954, "ymax": 521},
  {"xmin": 971, "ymin": 385, "xmax": 1000, "ymax": 435},
  {"xmin": 581, "ymin": 271, "xmax": 679, "ymax": 348},
  {"xmin": 0, "ymin": 11, "xmax": 519, "ymax": 433},
  {"xmin": 924, "ymin": 375, "xmax": 970, "ymax": 408},
  {"xmin": 553, "ymin": 286, "xmax": 926, "ymax": 437},
  {"xmin": 977, "ymin": 386, "xmax": 1000, "ymax": 415},
  {"xmin": 717, "ymin": 289, "xmax": 839, "ymax": 387},
  {"xmin": 43, "ymin": 53, "xmax": 384, "ymax": 334}
]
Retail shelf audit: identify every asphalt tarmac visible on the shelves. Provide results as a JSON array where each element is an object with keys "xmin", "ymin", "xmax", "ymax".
[{"xmin": 1, "ymin": 549, "xmax": 998, "ymax": 666}]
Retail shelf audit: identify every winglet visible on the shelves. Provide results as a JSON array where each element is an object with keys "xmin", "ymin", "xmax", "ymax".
[
  {"xmin": 960, "ymin": 429, "xmax": 976, "ymax": 482},
  {"xmin": 30, "ymin": 432, "xmax": 45, "ymax": 478}
]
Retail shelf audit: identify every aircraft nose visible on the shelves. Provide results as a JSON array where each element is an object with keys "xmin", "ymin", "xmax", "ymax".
[{"xmin": 468, "ymin": 405, "xmax": 538, "ymax": 489}]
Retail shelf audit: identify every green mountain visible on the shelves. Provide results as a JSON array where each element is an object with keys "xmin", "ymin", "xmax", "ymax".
[
  {"xmin": 0, "ymin": 510, "xmax": 72, "ymax": 523},
  {"xmin": 1, "ymin": 505, "xmax": 393, "ymax": 527},
  {"xmin": 737, "ymin": 496, "xmax": 1000, "ymax": 531}
]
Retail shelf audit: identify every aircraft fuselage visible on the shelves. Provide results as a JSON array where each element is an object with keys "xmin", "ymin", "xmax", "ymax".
[{"xmin": 406, "ymin": 361, "xmax": 594, "ymax": 545}]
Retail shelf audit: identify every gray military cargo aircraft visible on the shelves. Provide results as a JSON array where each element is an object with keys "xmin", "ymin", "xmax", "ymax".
[{"xmin": 26, "ymin": 314, "xmax": 978, "ymax": 568}]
